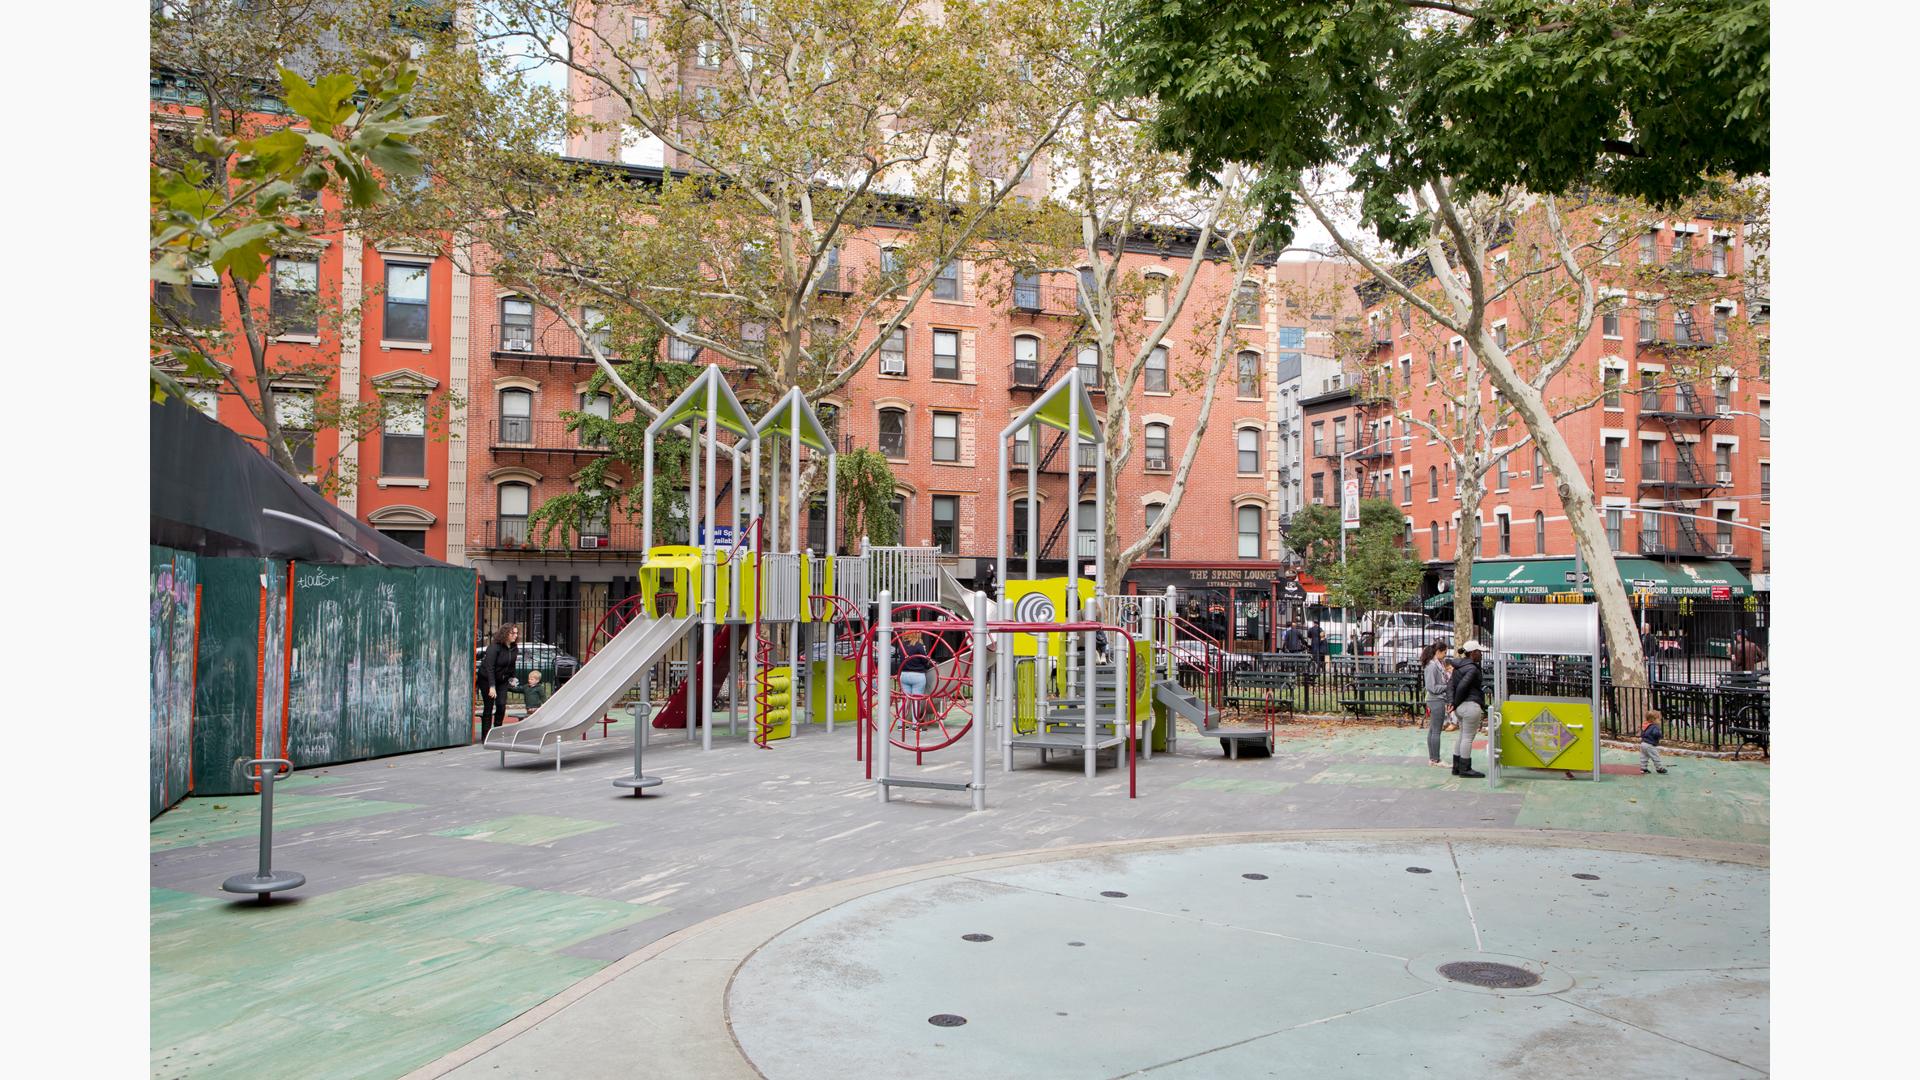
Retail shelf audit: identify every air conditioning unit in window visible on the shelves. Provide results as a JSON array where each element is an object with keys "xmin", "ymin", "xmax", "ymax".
[
  {"xmin": 578, "ymin": 535, "xmax": 606, "ymax": 549},
  {"xmin": 1146, "ymin": 455, "xmax": 1168, "ymax": 471},
  {"xmin": 1716, "ymin": 541, "xmax": 1735, "ymax": 555},
  {"xmin": 1605, "ymin": 469, "xmax": 1623, "ymax": 482},
  {"xmin": 1716, "ymin": 469, "xmax": 1733, "ymax": 484},
  {"xmin": 880, "ymin": 356, "xmax": 906, "ymax": 375},
  {"xmin": 504, "ymin": 338, "xmax": 532, "ymax": 352}
]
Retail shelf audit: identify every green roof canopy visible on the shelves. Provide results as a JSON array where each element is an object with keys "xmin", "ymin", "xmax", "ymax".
[
  {"xmin": 1431, "ymin": 558, "xmax": 1751, "ymax": 603},
  {"xmin": 647, "ymin": 366, "xmax": 757, "ymax": 442},
  {"xmin": 752, "ymin": 386, "xmax": 835, "ymax": 454}
]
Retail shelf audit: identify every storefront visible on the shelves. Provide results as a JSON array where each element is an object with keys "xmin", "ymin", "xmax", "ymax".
[{"xmin": 1123, "ymin": 564, "xmax": 1291, "ymax": 650}]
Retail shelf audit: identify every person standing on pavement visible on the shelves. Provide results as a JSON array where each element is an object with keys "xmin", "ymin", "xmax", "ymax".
[
  {"xmin": 1421, "ymin": 641, "xmax": 1454, "ymax": 767},
  {"xmin": 1449, "ymin": 640, "xmax": 1489, "ymax": 778},
  {"xmin": 479, "ymin": 623, "xmax": 520, "ymax": 739},
  {"xmin": 1282, "ymin": 620, "xmax": 1307, "ymax": 654},
  {"xmin": 1730, "ymin": 630, "xmax": 1767, "ymax": 673},
  {"xmin": 1307, "ymin": 621, "xmax": 1326, "ymax": 669}
]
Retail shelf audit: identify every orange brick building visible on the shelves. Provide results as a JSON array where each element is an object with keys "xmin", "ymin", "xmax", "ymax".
[{"xmin": 1311, "ymin": 211, "xmax": 1770, "ymax": 607}]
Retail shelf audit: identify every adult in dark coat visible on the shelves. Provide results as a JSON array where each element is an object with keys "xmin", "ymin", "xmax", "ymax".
[
  {"xmin": 1307, "ymin": 621, "xmax": 1327, "ymax": 668},
  {"xmin": 479, "ymin": 624, "xmax": 520, "ymax": 738}
]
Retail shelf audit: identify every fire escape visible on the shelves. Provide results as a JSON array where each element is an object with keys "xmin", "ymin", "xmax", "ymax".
[
  {"xmin": 1637, "ymin": 309, "xmax": 1729, "ymax": 558},
  {"xmin": 1006, "ymin": 278, "xmax": 1097, "ymax": 564}
]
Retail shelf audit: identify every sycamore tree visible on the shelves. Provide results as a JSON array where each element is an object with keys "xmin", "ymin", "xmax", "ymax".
[
  {"xmin": 1120, "ymin": 0, "xmax": 1769, "ymax": 691},
  {"xmin": 1327, "ymin": 187, "xmax": 1767, "ymax": 637},
  {"xmin": 402, "ymin": 0, "xmax": 1080, "ymax": 530},
  {"xmin": 150, "ymin": 0, "xmax": 454, "ymax": 494},
  {"xmin": 1283, "ymin": 499, "xmax": 1423, "ymax": 618}
]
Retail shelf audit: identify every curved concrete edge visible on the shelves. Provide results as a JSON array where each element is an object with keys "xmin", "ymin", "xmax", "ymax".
[{"xmin": 401, "ymin": 829, "xmax": 1768, "ymax": 1080}]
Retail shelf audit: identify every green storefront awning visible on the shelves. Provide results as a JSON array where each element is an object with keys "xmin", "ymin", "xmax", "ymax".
[{"xmin": 1433, "ymin": 559, "xmax": 1751, "ymax": 602}]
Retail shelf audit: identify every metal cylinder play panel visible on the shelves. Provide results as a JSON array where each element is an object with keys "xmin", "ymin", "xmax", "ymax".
[{"xmin": 1489, "ymin": 602, "xmax": 1603, "ymax": 782}]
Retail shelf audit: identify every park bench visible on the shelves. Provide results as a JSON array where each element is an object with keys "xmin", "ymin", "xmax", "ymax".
[
  {"xmin": 1723, "ymin": 687, "xmax": 1769, "ymax": 760},
  {"xmin": 1339, "ymin": 671, "xmax": 1422, "ymax": 719},
  {"xmin": 1226, "ymin": 669, "xmax": 1299, "ymax": 714}
]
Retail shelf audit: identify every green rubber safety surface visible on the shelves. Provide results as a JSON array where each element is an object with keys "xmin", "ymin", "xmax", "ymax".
[
  {"xmin": 150, "ymin": 875, "xmax": 667, "ymax": 1080},
  {"xmin": 150, "ymin": 792, "xmax": 422, "ymax": 852}
]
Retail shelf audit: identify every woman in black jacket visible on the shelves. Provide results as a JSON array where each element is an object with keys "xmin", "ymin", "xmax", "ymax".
[{"xmin": 479, "ymin": 624, "xmax": 520, "ymax": 738}]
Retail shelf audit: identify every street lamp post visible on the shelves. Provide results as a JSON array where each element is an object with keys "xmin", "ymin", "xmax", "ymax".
[{"xmin": 1336, "ymin": 435, "xmax": 1398, "ymax": 654}]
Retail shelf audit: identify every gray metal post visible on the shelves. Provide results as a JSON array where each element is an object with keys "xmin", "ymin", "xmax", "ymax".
[
  {"xmin": 1027, "ymin": 420, "xmax": 1038, "ymax": 582},
  {"xmin": 970, "ymin": 591, "xmax": 988, "ymax": 811},
  {"xmin": 748, "ymin": 436, "xmax": 761, "ymax": 740},
  {"xmin": 996, "ymin": 435, "xmax": 1009, "ymax": 606},
  {"xmin": 642, "ymin": 434, "xmax": 655, "ymax": 556},
  {"xmin": 1095, "ymin": 440, "xmax": 1107, "ymax": 600},
  {"xmin": 1082, "ymin": 596, "xmax": 1096, "ymax": 778},
  {"xmin": 875, "ymin": 591, "xmax": 892, "ymax": 802},
  {"xmin": 825, "ymin": 451, "xmax": 838, "ymax": 734},
  {"xmin": 1000, "ymin": 595, "xmax": 1015, "ymax": 773},
  {"xmin": 615, "ymin": 671, "xmax": 663, "ymax": 795},
  {"xmin": 700, "ymin": 376, "xmax": 718, "ymax": 751},
  {"xmin": 220, "ymin": 759, "xmax": 305, "ymax": 902}
]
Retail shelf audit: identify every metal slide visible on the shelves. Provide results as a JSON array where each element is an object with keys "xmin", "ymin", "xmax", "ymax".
[
  {"xmin": 937, "ymin": 566, "xmax": 981, "ymax": 619},
  {"xmin": 1154, "ymin": 679, "xmax": 1273, "ymax": 758},
  {"xmin": 485, "ymin": 613, "xmax": 698, "ymax": 767}
]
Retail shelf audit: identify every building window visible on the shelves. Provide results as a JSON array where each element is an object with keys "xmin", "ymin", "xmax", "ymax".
[
  {"xmin": 880, "ymin": 248, "xmax": 905, "ymax": 294},
  {"xmin": 1234, "ymin": 282, "xmax": 1261, "ymax": 325},
  {"xmin": 889, "ymin": 494, "xmax": 908, "ymax": 541},
  {"xmin": 1076, "ymin": 499, "xmax": 1098, "ymax": 557},
  {"xmin": 271, "ymin": 257, "xmax": 319, "ymax": 336},
  {"xmin": 1639, "ymin": 504, "xmax": 1661, "ymax": 551},
  {"xmin": 1603, "ymin": 437, "xmax": 1623, "ymax": 477},
  {"xmin": 1533, "ymin": 511, "xmax": 1546, "ymax": 553},
  {"xmin": 1332, "ymin": 419, "xmax": 1346, "ymax": 456},
  {"xmin": 1012, "ymin": 271, "xmax": 1041, "ymax": 310},
  {"xmin": 1758, "ymin": 399, "xmax": 1769, "ymax": 438},
  {"xmin": 500, "ymin": 298, "xmax": 534, "ymax": 351},
  {"xmin": 378, "ymin": 528, "xmax": 428, "ymax": 553},
  {"xmin": 499, "ymin": 389, "xmax": 532, "ymax": 444},
  {"xmin": 580, "ymin": 489, "xmax": 610, "ymax": 539},
  {"xmin": 878, "ymin": 407, "xmax": 907, "ymax": 459},
  {"xmin": 158, "ymin": 264, "xmax": 222, "ymax": 326},
  {"xmin": 807, "ymin": 499, "xmax": 830, "ymax": 553},
  {"xmin": 498, "ymin": 483, "xmax": 530, "ymax": 545},
  {"xmin": 1428, "ymin": 466, "xmax": 1439, "ymax": 501},
  {"xmin": 1426, "ymin": 349, "xmax": 1438, "ymax": 384},
  {"xmin": 1495, "ymin": 454, "xmax": 1510, "ymax": 491},
  {"xmin": 929, "ymin": 497, "xmax": 958, "ymax": 552},
  {"xmin": 1237, "ymin": 350, "xmax": 1261, "ymax": 398},
  {"xmin": 668, "ymin": 318, "xmax": 700, "ymax": 361},
  {"xmin": 1639, "ymin": 229, "xmax": 1657, "ymax": 264},
  {"xmin": 632, "ymin": 15, "xmax": 649, "ymax": 40},
  {"xmin": 1496, "ymin": 512, "xmax": 1511, "ymax": 556},
  {"xmin": 1145, "ymin": 503, "xmax": 1170, "ymax": 558},
  {"xmin": 1011, "ymin": 496, "xmax": 1034, "ymax": 555},
  {"xmin": 931, "ymin": 411, "xmax": 959, "ymax": 462},
  {"xmin": 1603, "ymin": 368, "xmax": 1623, "ymax": 408},
  {"xmin": 1401, "ymin": 469, "xmax": 1413, "ymax": 504},
  {"xmin": 1429, "ymin": 521, "xmax": 1440, "ymax": 558},
  {"xmin": 1533, "ymin": 449, "xmax": 1545, "ymax": 487},
  {"xmin": 275, "ymin": 392, "xmax": 315, "ymax": 475},
  {"xmin": 1493, "ymin": 323, "xmax": 1508, "ymax": 350},
  {"xmin": 1012, "ymin": 335, "xmax": 1039, "ymax": 384},
  {"xmin": 579, "ymin": 392, "xmax": 612, "ymax": 447},
  {"xmin": 1312, "ymin": 424, "xmax": 1326, "ymax": 458},
  {"xmin": 1601, "ymin": 301, "xmax": 1621, "ymax": 339},
  {"xmin": 932, "ymin": 261, "xmax": 961, "ymax": 301},
  {"xmin": 696, "ymin": 39, "xmax": 722, "ymax": 68},
  {"xmin": 1145, "ymin": 346, "xmax": 1168, "ymax": 393},
  {"xmin": 1601, "ymin": 227, "xmax": 1622, "ymax": 265},
  {"xmin": 381, "ymin": 396, "xmax": 426, "ymax": 477},
  {"xmin": 1144, "ymin": 274, "xmax": 1170, "ymax": 320},
  {"xmin": 1236, "ymin": 505, "xmax": 1262, "ymax": 558},
  {"xmin": 1450, "ymin": 339, "xmax": 1463, "ymax": 364},
  {"xmin": 384, "ymin": 262, "xmax": 430, "ymax": 342},
  {"xmin": 1714, "ymin": 306, "xmax": 1731, "ymax": 345},
  {"xmin": 1640, "ymin": 439, "xmax": 1660, "ymax": 481},
  {"xmin": 1237, "ymin": 427, "xmax": 1260, "ymax": 474},
  {"xmin": 1761, "ymin": 462, "xmax": 1770, "ymax": 502},
  {"xmin": 819, "ymin": 246, "xmax": 843, "ymax": 293},
  {"xmin": 1078, "ymin": 345, "xmax": 1101, "ymax": 388},
  {"xmin": 1716, "ymin": 509, "xmax": 1736, "ymax": 552},
  {"xmin": 582, "ymin": 306, "xmax": 611, "ymax": 354},
  {"xmin": 1715, "ymin": 376, "xmax": 1732, "ymax": 413},
  {"xmin": 1312, "ymin": 473, "xmax": 1325, "ymax": 501},
  {"xmin": 880, "ymin": 327, "xmax": 906, "ymax": 374},
  {"xmin": 1638, "ymin": 304, "xmax": 1657, "ymax": 344},
  {"xmin": 1144, "ymin": 422, "xmax": 1170, "ymax": 471},
  {"xmin": 932, "ymin": 329, "xmax": 960, "ymax": 379}
]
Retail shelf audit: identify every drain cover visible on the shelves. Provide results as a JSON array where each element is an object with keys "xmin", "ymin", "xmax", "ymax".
[
  {"xmin": 1066, "ymin": 941, "xmax": 1085, "ymax": 947},
  {"xmin": 928, "ymin": 1014, "xmax": 968, "ymax": 1027},
  {"xmin": 961, "ymin": 933, "xmax": 994, "ymax": 942},
  {"xmin": 1572, "ymin": 873, "xmax": 1600, "ymax": 881},
  {"xmin": 1437, "ymin": 961, "xmax": 1542, "ymax": 989},
  {"xmin": 1243, "ymin": 873, "xmax": 1268, "ymax": 880},
  {"xmin": 1100, "ymin": 890, "xmax": 1128, "ymax": 898},
  {"xmin": 1406, "ymin": 866, "xmax": 1432, "ymax": 874}
]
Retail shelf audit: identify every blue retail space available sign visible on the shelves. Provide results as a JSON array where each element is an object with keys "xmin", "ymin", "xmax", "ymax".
[{"xmin": 699, "ymin": 525, "xmax": 736, "ymax": 546}]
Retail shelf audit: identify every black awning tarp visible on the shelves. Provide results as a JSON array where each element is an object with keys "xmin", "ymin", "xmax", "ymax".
[{"xmin": 151, "ymin": 396, "xmax": 451, "ymax": 568}]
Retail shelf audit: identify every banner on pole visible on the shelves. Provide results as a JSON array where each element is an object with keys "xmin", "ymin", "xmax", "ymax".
[{"xmin": 1341, "ymin": 479, "xmax": 1360, "ymax": 530}]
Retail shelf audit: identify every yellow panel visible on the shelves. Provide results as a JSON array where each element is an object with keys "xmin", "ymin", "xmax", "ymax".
[{"xmin": 1496, "ymin": 697, "xmax": 1598, "ymax": 773}]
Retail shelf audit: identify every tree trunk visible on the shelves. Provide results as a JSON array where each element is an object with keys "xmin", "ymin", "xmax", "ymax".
[
  {"xmin": 1452, "ymin": 469, "xmax": 1482, "ymax": 644},
  {"xmin": 1478, "ymin": 339, "xmax": 1649, "ymax": 692}
]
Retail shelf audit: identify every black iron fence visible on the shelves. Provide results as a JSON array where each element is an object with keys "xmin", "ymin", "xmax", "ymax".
[{"xmin": 1211, "ymin": 652, "xmax": 1768, "ymax": 753}]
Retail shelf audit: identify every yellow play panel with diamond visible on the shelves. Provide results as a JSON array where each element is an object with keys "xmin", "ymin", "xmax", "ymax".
[{"xmin": 1495, "ymin": 697, "xmax": 1597, "ymax": 774}]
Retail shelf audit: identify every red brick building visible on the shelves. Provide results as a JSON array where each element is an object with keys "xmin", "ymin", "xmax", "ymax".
[
  {"xmin": 1317, "ymin": 210, "xmax": 1770, "ymax": 606},
  {"xmin": 150, "ymin": 87, "xmax": 472, "ymax": 562}
]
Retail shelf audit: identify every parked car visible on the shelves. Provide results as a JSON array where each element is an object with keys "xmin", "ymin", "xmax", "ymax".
[
  {"xmin": 1170, "ymin": 640, "xmax": 1255, "ymax": 672},
  {"xmin": 474, "ymin": 641, "xmax": 580, "ymax": 692}
]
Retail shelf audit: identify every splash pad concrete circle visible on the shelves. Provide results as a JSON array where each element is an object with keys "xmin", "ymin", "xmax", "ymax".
[{"xmin": 726, "ymin": 836, "xmax": 1768, "ymax": 1079}]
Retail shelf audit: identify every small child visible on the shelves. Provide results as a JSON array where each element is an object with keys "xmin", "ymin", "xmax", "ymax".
[
  {"xmin": 520, "ymin": 669, "xmax": 551, "ymax": 712},
  {"xmin": 1640, "ymin": 708, "xmax": 1667, "ymax": 775}
]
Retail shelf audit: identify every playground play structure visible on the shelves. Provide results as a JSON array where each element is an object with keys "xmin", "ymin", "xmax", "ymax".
[{"xmin": 483, "ymin": 365, "xmax": 1279, "ymax": 809}]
